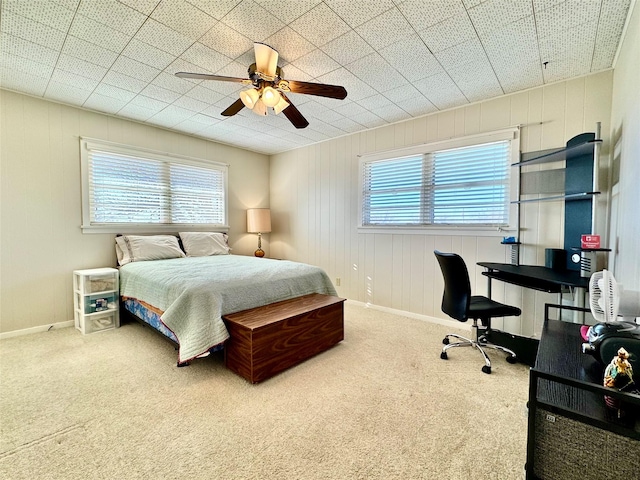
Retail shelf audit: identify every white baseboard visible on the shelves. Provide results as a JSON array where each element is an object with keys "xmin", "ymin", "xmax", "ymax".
[
  {"xmin": 345, "ymin": 299, "xmax": 471, "ymax": 332},
  {"xmin": 0, "ymin": 320, "xmax": 74, "ymax": 340}
]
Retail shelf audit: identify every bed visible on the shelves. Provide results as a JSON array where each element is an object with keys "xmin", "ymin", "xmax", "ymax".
[{"xmin": 119, "ymin": 252, "xmax": 338, "ymax": 364}]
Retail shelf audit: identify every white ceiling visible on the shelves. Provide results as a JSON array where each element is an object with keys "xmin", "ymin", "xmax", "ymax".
[{"xmin": 0, "ymin": 0, "xmax": 633, "ymax": 155}]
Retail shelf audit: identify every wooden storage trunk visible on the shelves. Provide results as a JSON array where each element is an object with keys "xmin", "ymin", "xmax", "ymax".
[{"xmin": 222, "ymin": 293, "xmax": 345, "ymax": 383}]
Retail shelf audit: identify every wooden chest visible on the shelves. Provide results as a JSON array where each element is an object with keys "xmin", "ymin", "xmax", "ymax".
[{"xmin": 222, "ymin": 293, "xmax": 345, "ymax": 383}]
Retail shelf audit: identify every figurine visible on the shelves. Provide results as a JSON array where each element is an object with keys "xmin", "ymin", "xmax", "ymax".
[{"xmin": 603, "ymin": 347, "xmax": 637, "ymax": 417}]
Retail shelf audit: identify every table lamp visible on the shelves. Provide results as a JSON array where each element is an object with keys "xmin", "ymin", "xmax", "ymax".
[{"xmin": 247, "ymin": 208, "xmax": 271, "ymax": 257}]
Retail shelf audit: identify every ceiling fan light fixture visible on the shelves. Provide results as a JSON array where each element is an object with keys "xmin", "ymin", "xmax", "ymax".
[
  {"xmin": 252, "ymin": 98, "xmax": 268, "ymax": 116},
  {"xmin": 273, "ymin": 96, "xmax": 290, "ymax": 115},
  {"xmin": 261, "ymin": 86, "xmax": 280, "ymax": 107},
  {"xmin": 239, "ymin": 88, "xmax": 260, "ymax": 109}
]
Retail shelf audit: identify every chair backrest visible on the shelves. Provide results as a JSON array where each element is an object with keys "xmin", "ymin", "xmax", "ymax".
[{"xmin": 434, "ymin": 250, "xmax": 472, "ymax": 322}]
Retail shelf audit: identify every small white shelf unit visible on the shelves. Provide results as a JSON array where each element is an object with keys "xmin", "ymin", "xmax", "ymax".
[{"xmin": 73, "ymin": 267, "xmax": 120, "ymax": 334}]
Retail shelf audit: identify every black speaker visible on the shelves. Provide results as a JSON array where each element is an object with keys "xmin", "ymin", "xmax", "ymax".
[{"xmin": 545, "ymin": 248, "xmax": 566, "ymax": 271}]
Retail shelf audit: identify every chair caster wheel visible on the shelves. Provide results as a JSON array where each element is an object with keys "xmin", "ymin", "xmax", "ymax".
[
  {"xmin": 506, "ymin": 355, "xmax": 517, "ymax": 364},
  {"xmin": 482, "ymin": 365, "xmax": 491, "ymax": 374},
  {"xmin": 442, "ymin": 337, "xmax": 450, "ymax": 345},
  {"xmin": 440, "ymin": 352, "xmax": 448, "ymax": 360}
]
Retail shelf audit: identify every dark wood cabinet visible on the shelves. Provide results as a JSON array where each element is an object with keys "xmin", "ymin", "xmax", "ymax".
[{"xmin": 525, "ymin": 306, "xmax": 640, "ymax": 479}]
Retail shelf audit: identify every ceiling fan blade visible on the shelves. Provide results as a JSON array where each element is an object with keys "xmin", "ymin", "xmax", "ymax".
[
  {"xmin": 221, "ymin": 99, "xmax": 245, "ymax": 117},
  {"xmin": 175, "ymin": 72, "xmax": 247, "ymax": 83},
  {"xmin": 279, "ymin": 93, "xmax": 309, "ymax": 129},
  {"xmin": 254, "ymin": 42, "xmax": 279, "ymax": 78},
  {"xmin": 285, "ymin": 80, "xmax": 347, "ymax": 100}
]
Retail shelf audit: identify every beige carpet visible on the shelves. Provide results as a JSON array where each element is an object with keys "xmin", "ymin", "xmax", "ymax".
[{"xmin": 0, "ymin": 302, "xmax": 530, "ymax": 479}]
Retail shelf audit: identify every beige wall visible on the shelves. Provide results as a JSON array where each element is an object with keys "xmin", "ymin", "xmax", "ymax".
[
  {"xmin": 609, "ymin": 3, "xmax": 640, "ymax": 291},
  {"xmin": 270, "ymin": 71, "xmax": 615, "ymax": 337},
  {"xmin": 0, "ymin": 90, "xmax": 270, "ymax": 334}
]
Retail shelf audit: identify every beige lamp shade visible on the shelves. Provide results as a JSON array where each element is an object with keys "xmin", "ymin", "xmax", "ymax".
[{"xmin": 247, "ymin": 208, "xmax": 271, "ymax": 233}]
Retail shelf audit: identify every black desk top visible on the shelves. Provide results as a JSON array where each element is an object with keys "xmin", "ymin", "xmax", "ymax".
[{"xmin": 477, "ymin": 262, "xmax": 590, "ymax": 293}]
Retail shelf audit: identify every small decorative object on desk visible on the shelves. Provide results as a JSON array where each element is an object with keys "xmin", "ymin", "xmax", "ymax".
[{"xmin": 603, "ymin": 347, "xmax": 639, "ymax": 418}]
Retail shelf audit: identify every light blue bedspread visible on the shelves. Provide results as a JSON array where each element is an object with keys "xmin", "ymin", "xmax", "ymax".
[{"xmin": 119, "ymin": 255, "xmax": 337, "ymax": 362}]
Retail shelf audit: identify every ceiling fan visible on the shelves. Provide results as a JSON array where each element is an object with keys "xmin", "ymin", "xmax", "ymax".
[{"xmin": 175, "ymin": 43, "xmax": 347, "ymax": 129}]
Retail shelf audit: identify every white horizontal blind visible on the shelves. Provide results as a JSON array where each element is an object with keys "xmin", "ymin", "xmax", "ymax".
[
  {"xmin": 362, "ymin": 140, "xmax": 510, "ymax": 227},
  {"xmin": 85, "ymin": 143, "xmax": 226, "ymax": 227}
]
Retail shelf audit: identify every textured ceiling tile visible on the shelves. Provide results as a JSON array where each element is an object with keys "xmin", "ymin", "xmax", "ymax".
[
  {"xmin": 102, "ymin": 70, "xmax": 148, "ymax": 93},
  {"xmin": 118, "ymin": 103, "xmax": 157, "ymax": 121},
  {"xmin": 3, "ymin": 0, "xmax": 75, "ymax": 31},
  {"xmin": 141, "ymin": 83, "xmax": 182, "ymax": 103},
  {"xmin": 383, "ymin": 83, "xmax": 424, "ymax": 104},
  {"xmin": 148, "ymin": 105, "xmax": 194, "ymax": 127},
  {"xmin": 412, "ymin": 72, "xmax": 467, "ymax": 110},
  {"xmin": 199, "ymin": 22, "xmax": 254, "ymax": 60},
  {"xmin": 323, "ymin": 0, "xmax": 396, "ymax": 28},
  {"xmin": 479, "ymin": 15, "xmax": 538, "ymax": 51},
  {"xmin": 263, "ymin": 27, "xmax": 316, "ymax": 63},
  {"xmin": 532, "ymin": 0, "xmax": 566, "ymax": 11},
  {"xmin": 375, "ymin": 103, "xmax": 412, "ymax": 123},
  {"xmin": 77, "ymin": 0, "xmax": 146, "ymax": 36},
  {"xmin": 462, "ymin": 0, "xmax": 483, "ymax": 7},
  {"xmin": 346, "ymin": 53, "xmax": 408, "ymax": 94},
  {"xmin": 435, "ymin": 38, "xmax": 488, "ymax": 70},
  {"xmin": 134, "ymin": 19, "xmax": 195, "ymax": 57},
  {"xmin": 83, "ymin": 93, "xmax": 129, "ymax": 114},
  {"xmin": 592, "ymin": 0, "xmax": 631, "ymax": 70},
  {"xmin": 45, "ymin": 81, "xmax": 93, "ymax": 104},
  {"xmin": 153, "ymin": 72, "xmax": 194, "ymax": 94},
  {"xmin": 122, "ymin": 40, "xmax": 176, "ymax": 71},
  {"xmin": 181, "ymin": 42, "xmax": 233, "ymax": 74},
  {"xmin": 1, "ymin": 34, "xmax": 60, "ymax": 66},
  {"xmin": 293, "ymin": 48, "xmax": 341, "ymax": 79},
  {"xmin": 62, "ymin": 36, "xmax": 119, "ymax": 68},
  {"xmin": 185, "ymin": 84, "xmax": 226, "ymax": 104},
  {"xmin": 118, "ymin": 0, "xmax": 161, "ymax": 16},
  {"xmin": 0, "ymin": 52, "xmax": 54, "ymax": 80},
  {"xmin": 151, "ymin": 0, "xmax": 217, "ymax": 39},
  {"xmin": 1, "ymin": 9, "xmax": 67, "ymax": 51},
  {"xmin": 418, "ymin": 12, "xmax": 477, "ymax": 53},
  {"xmin": 467, "ymin": 0, "xmax": 533, "ymax": 33},
  {"xmin": 289, "ymin": 2, "xmax": 351, "ymax": 47},
  {"xmin": 279, "ymin": 63, "xmax": 313, "ymax": 82},
  {"xmin": 355, "ymin": 7, "xmax": 415, "ymax": 50},
  {"xmin": 172, "ymin": 94, "xmax": 209, "ymax": 112},
  {"xmin": 186, "ymin": 0, "xmax": 243, "ymax": 20},
  {"xmin": 395, "ymin": 95, "xmax": 438, "ymax": 117},
  {"xmin": 535, "ymin": 0, "xmax": 600, "ymax": 39},
  {"xmin": 379, "ymin": 34, "xmax": 444, "ymax": 82},
  {"xmin": 56, "ymin": 54, "xmax": 108, "ymax": 81},
  {"xmin": 111, "ymin": 56, "xmax": 161, "ymax": 83},
  {"xmin": 254, "ymin": 0, "xmax": 321, "ymax": 24},
  {"xmin": 94, "ymin": 83, "xmax": 138, "ymax": 102},
  {"xmin": 69, "ymin": 14, "xmax": 131, "ymax": 53},
  {"xmin": 128, "ymin": 94, "xmax": 169, "ymax": 112},
  {"xmin": 317, "ymin": 68, "xmax": 371, "ymax": 101},
  {"xmin": 398, "ymin": 0, "xmax": 465, "ymax": 30},
  {"xmin": 0, "ymin": 71, "xmax": 48, "ymax": 96},
  {"xmin": 220, "ymin": 0, "xmax": 285, "ymax": 41},
  {"xmin": 320, "ymin": 30, "xmax": 375, "ymax": 66}
]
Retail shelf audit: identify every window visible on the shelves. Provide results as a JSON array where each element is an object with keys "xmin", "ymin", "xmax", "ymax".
[
  {"xmin": 80, "ymin": 138, "xmax": 228, "ymax": 233},
  {"xmin": 360, "ymin": 129, "xmax": 519, "ymax": 231}
]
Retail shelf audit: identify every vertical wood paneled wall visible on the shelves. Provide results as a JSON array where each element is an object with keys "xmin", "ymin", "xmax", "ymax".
[{"xmin": 270, "ymin": 71, "xmax": 614, "ymax": 337}]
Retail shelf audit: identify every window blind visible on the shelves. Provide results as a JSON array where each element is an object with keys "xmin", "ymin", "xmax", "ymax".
[
  {"xmin": 85, "ymin": 143, "xmax": 227, "ymax": 227},
  {"xmin": 362, "ymin": 140, "xmax": 511, "ymax": 227}
]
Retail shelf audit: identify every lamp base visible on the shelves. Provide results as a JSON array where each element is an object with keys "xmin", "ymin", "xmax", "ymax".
[{"xmin": 254, "ymin": 248, "xmax": 265, "ymax": 258}]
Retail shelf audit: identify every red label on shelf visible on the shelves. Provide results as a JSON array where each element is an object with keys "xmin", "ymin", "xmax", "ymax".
[{"xmin": 581, "ymin": 234, "xmax": 600, "ymax": 249}]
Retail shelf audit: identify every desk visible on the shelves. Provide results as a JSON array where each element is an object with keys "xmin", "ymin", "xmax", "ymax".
[{"xmin": 477, "ymin": 263, "xmax": 589, "ymax": 297}]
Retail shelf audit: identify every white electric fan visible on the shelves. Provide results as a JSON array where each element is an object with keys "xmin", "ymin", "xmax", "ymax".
[{"xmin": 589, "ymin": 269, "xmax": 640, "ymax": 323}]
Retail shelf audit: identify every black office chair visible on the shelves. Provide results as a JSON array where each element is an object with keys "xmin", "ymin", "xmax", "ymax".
[{"xmin": 434, "ymin": 250, "xmax": 521, "ymax": 374}]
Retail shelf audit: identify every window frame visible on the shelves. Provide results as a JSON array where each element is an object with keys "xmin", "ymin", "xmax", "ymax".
[
  {"xmin": 80, "ymin": 137, "xmax": 229, "ymax": 234},
  {"xmin": 358, "ymin": 128, "xmax": 520, "ymax": 236}
]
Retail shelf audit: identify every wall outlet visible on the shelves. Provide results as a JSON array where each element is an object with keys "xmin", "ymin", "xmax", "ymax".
[{"xmin": 335, "ymin": 277, "xmax": 341, "ymax": 286}]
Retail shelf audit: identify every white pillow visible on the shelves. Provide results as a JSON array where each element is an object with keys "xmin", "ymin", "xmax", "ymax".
[
  {"xmin": 179, "ymin": 232, "xmax": 231, "ymax": 257},
  {"xmin": 115, "ymin": 235, "xmax": 185, "ymax": 266}
]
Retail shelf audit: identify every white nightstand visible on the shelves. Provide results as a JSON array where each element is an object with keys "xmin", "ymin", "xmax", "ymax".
[{"xmin": 73, "ymin": 268, "xmax": 119, "ymax": 334}]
